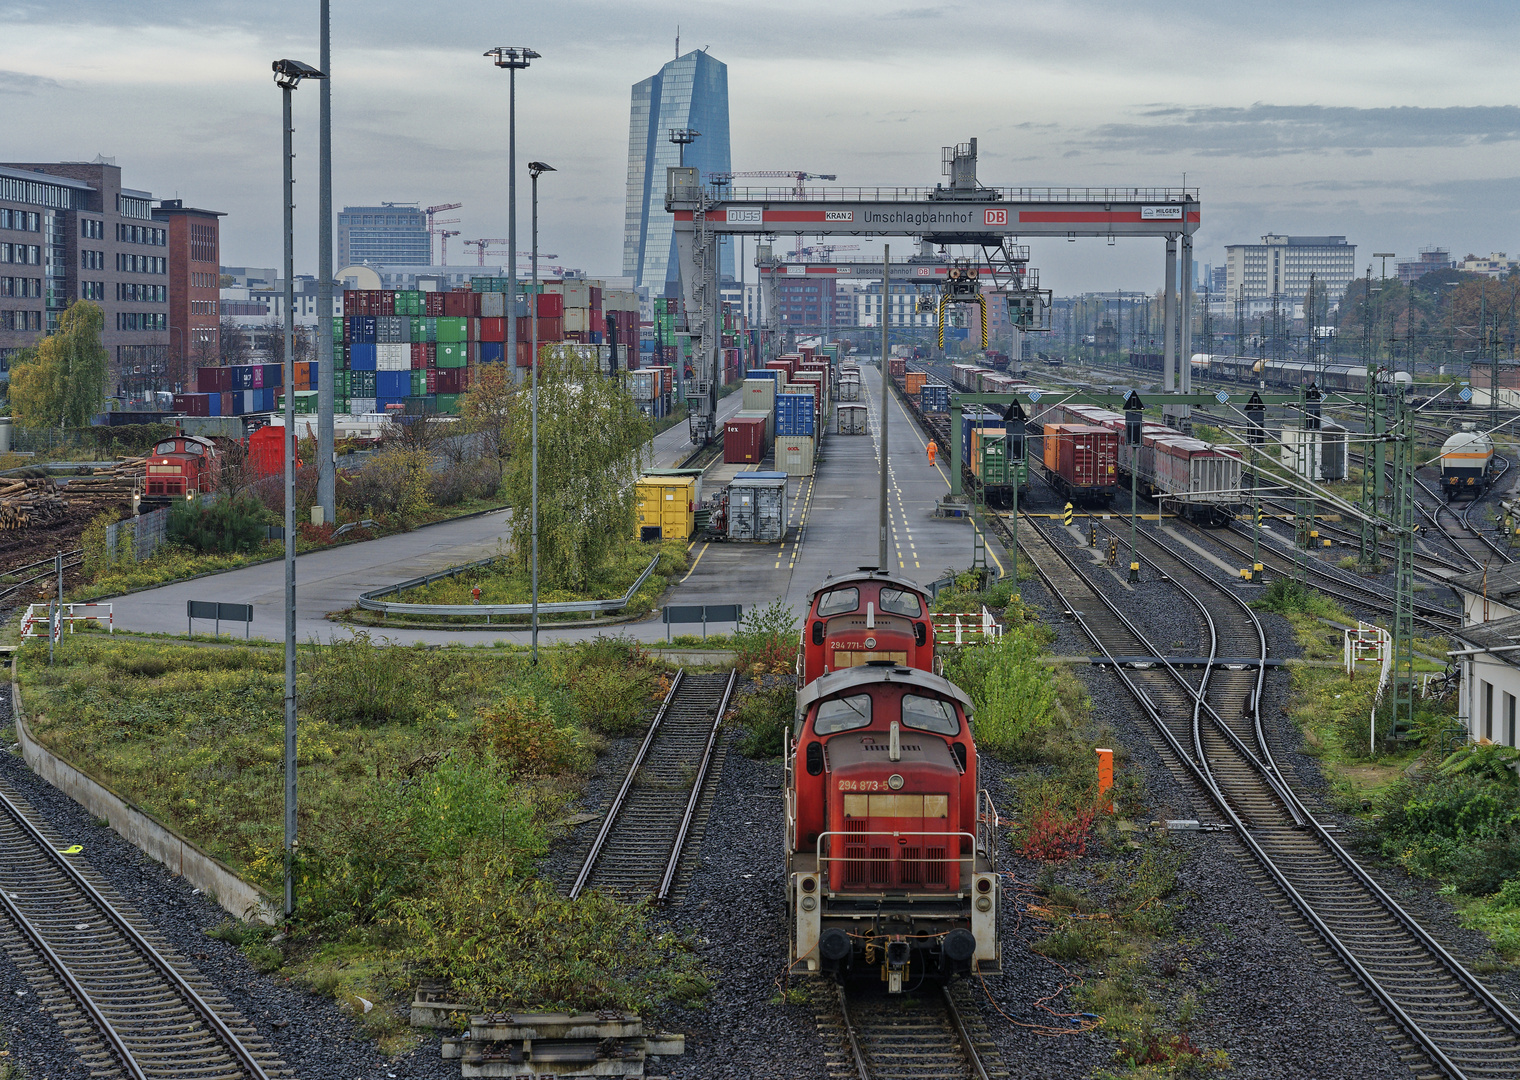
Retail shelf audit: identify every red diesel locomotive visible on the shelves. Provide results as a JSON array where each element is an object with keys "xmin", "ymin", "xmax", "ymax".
[
  {"xmin": 144, "ymin": 435, "xmax": 222, "ymax": 499},
  {"xmin": 798, "ymin": 569, "xmax": 938, "ymax": 687},
  {"xmin": 785, "ymin": 663, "xmax": 1001, "ymax": 992}
]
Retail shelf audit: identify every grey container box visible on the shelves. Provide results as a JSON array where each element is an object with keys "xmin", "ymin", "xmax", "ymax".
[
  {"xmin": 736, "ymin": 408, "xmax": 772, "ymax": 447},
  {"xmin": 777, "ymin": 434, "xmax": 814, "ymax": 476},
  {"xmin": 376, "ymin": 315, "xmax": 409, "ymax": 343},
  {"xmin": 727, "ymin": 474, "xmax": 787, "ymax": 541},
  {"xmin": 837, "ymin": 404, "xmax": 868, "ymax": 435},
  {"xmin": 480, "ymin": 291, "xmax": 507, "ymax": 318},
  {"xmin": 837, "ymin": 376, "xmax": 861, "ymax": 402}
]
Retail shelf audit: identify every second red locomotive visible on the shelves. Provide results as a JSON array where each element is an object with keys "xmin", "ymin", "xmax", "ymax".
[{"xmin": 797, "ymin": 569, "xmax": 938, "ymax": 688}]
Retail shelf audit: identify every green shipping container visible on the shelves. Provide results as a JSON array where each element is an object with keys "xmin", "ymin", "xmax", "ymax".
[
  {"xmin": 397, "ymin": 290, "xmax": 424, "ymax": 315},
  {"xmin": 280, "ymin": 391, "xmax": 319, "ymax": 414},
  {"xmin": 435, "ymin": 316, "xmax": 467, "ymax": 342},
  {"xmin": 411, "ymin": 371, "xmax": 427, "ymax": 395},
  {"xmin": 331, "ymin": 319, "xmax": 343, "ymax": 342},
  {"xmin": 435, "ymin": 393, "xmax": 461, "ymax": 414},
  {"xmin": 437, "ymin": 342, "xmax": 468, "ymax": 368},
  {"xmin": 410, "ymin": 315, "xmax": 437, "ymax": 342},
  {"xmin": 351, "ymin": 370, "xmax": 377, "ymax": 396},
  {"xmin": 333, "ymin": 370, "xmax": 351, "ymax": 393}
]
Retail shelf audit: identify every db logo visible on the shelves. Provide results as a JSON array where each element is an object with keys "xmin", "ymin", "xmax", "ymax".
[{"xmin": 984, "ymin": 208, "xmax": 1008, "ymax": 226}]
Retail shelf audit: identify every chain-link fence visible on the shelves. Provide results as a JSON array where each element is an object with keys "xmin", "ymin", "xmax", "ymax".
[{"xmin": 105, "ymin": 506, "xmax": 169, "ymax": 565}]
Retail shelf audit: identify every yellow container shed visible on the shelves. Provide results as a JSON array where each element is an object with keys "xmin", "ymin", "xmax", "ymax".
[{"xmin": 635, "ymin": 475, "xmax": 697, "ymax": 541}]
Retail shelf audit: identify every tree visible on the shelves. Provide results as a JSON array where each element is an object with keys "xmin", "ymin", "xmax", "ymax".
[
  {"xmin": 219, "ymin": 318, "xmax": 250, "ymax": 365},
  {"xmin": 9, "ymin": 300, "xmax": 108, "ymax": 428},
  {"xmin": 502, "ymin": 345, "xmax": 651, "ymax": 589},
  {"xmin": 459, "ymin": 363, "xmax": 518, "ymax": 484}
]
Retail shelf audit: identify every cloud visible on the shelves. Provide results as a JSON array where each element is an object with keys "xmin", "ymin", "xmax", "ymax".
[
  {"xmin": 1085, "ymin": 104, "xmax": 1520, "ymax": 157},
  {"xmin": 0, "ymin": 69, "xmax": 64, "ymax": 95}
]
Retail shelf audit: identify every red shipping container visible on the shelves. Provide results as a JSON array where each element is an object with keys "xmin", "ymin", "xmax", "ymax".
[
  {"xmin": 537, "ymin": 292, "xmax": 563, "ymax": 318},
  {"xmin": 435, "ymin": 367, "xmax": 471, "ymax": 395},
  {"xmin": 1049, "ymin": 424, "xmax": 1118, "ymax": 488},
  {"xmin": 443, "ymin": 291, "xmax": 469, "ymax": 317},
  {"xmin": 173, "ymin": 393, "xmax": 210, "ymax": 416},
  {"xmin": 423, "ymin": 343, "xmax": 437, "ymax": 368},
  {"xmin": 425, "ymin": 291, "xmax": 446, "ymax": 316},
  {"xmin": 410, "ymin": 343, "xmax": 427, "ymax": 369},
  {"xmin": 478, "ymin": 317, "xmax": 506, "ymax": 342},
  {"xmin": 540, "ymin": 316, "xmax": 563, "ymax": 341},
  {"xmin": 724, "ymin": 416, "xmax": 766, "ymax": 464},
  {"xmin": 425, "ymin": 368, "xmax": 438, "ymax": 393},
  {"xmin": 590, "ymin": 286, "xmax": 603, "ymax": 308}
]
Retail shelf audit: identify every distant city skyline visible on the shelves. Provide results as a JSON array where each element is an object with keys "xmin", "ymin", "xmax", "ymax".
[{"xmin": 3, "ymin": 1, "xmax": 1516, "ymax": 296}]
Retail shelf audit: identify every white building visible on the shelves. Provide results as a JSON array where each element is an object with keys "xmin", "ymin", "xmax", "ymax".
[
  {"xmin": 1224, "ymin": 235, "xmax": 1357, "ymax": 306},
  {"xmin": 856, "ymin": 282, "xmax": 937, "ymax": 329},
  {"xmin": 1459, "ymin": 253, "xmax": 1518, "ymax": 280},
  {"xmin": 1445, "ymin": 565, "xmax": 1520, "ymax": 747}
]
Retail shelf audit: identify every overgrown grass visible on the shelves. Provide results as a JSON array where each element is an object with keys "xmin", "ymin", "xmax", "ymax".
[
  {"xmin": 371, "ymin": 539, "xmax": 687, "ymax": 624},
  {"xmin": 15, "ymin": 632, "xmax": 703, "ymax": 1039},
  {"xmin": 730, "ymin": 682, "xmax": 794, "ymax": 758},
  {"xmin": 733, "ymin": 597, "xmax": 800, "ymax": 675}
]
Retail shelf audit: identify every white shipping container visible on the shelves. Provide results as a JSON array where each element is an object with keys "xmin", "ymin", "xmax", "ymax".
[
  {"xmin": 778, "ymin": 435, "xmax": 815, "ymax": 476},
  {"xmin": 480, "ymin": 292, "xmax": 507, "ymax": 318},
  {"xmin": 350, "ymin": 397, "xmax": 377, "ymax": 414},
  {"xmin": 838, "ymin": 404, "xmax": 868, "ymax": 434},
  {"xmin": 838, "ymin": 376, "xmax": 861, "ymax": 402},
  {"xmin": 376, "ymin": 344, "xmax": 410, "ymax": 371},
  {"xmin": 743, "ymin": 378, "xmax": 776, "ymax": 414},
  {"xmin": 564, "ymin": 306, "xmax": 591, "ymax": 333}
]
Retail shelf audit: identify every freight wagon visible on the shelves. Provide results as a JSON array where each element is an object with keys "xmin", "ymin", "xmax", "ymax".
[
  {"xmin": 1131, "ymin": 353, "xmax": 1415, "ymax": 396},
  {"xmin": 959, "ymin": 407, "xmax": 1028, "ymax": 506},
  {"xmin": 1037, "ymin": 423, "xmax": 1118, "ymax": 503},
  {"xmin": 1034, "ymin": 402, "xmax": 1242, "ymax": 525}
]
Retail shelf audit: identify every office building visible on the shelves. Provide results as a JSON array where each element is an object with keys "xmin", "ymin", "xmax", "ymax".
[
  {"xmin": 1224, "ymin": 235, "xmax": 1356, "ymax": 304},
  {"xmin": 1459, "ymin": 253, "xmax": 1517, "ymax": 280},
  {"xmin": 1397, "ymin": 247, "xmax": 1454, "ymax": 284},
  {"xmin": 622, "ymin": 50, "xmax": 732, "ymax": 295},
  {"xmin": 337, "ymin": 205, "xmax": 430, "ymax": 267},
  {"xmin": 856, "ymin": 282, "xmax": 937, "ymax": 329},
  {"xmin": 0, "ymin": 160, "xmax": 180, "ymax": 388},
  {"xmin": 153, "ymin": 199, "xmax": 224, "ymax": 378}
]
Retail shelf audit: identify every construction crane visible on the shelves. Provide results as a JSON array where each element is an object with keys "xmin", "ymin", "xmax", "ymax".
[
  {"xmin": 438, "ymin": 230, "xmax": 461, "ymax": 266},
  {"xmin": 424, "ymin": 202, "xmax": 463, "ymax": 263},
  {"xmin": 464, "ymin": 239, "xmax": 564, "ymax": 266},
  {"xmin": 707, "ymin": 170, "xmax": 837, "ymax": 197}
]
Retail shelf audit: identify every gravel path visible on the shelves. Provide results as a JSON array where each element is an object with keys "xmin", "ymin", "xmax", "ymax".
[{"xmin": 0, "ymin": 691, "xmax": 458, "ymax": 1080}]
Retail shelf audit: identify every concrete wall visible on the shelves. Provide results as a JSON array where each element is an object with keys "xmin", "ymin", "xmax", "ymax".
[{"xmin": 10, "ymin": 677, "xmax": 278, "ymax": 924}]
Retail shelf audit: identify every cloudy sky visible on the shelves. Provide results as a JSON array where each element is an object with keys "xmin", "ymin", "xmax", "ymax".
[{"xmin": 4, "ymin": 0, "xmax": 1517, "ymax": 294}]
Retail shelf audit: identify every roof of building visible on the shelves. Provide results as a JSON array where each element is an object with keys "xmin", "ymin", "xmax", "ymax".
[
  {"xmin": 1454, "ymin": 612, "xmax": 1520, "ymax": 667},
  {"xmin": 0, "ymin": 164, "xmax": 95, "ymax": 191},
  {"xmin": 153, "ymin": 200, "xmax": 224, "ymax": 217},
  {"xmin": 1445, "ymin": 563, "xmax": 1520, "ymax": 602}
]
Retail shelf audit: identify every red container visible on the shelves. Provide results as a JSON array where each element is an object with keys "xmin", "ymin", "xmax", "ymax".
[
  {"xmin": 378, "ymin": 290, "xmax": 395, "ymax": 316},
  {"xmin": 537, "ymin": 292, "xmax": 563, "ymax": 318},
  {"xmin": 195, "ymin": 367, "xmax": 227, "ymax": 393},
  {"xmin": 425, "ymin": 368, "xmax": 438, "ymax": 393},
  {"xmin": 478, "ymin": 317, "xmax": 505, "ymax": 342},
  {"xmin": 425, "ymin": 291, "xmax": 446, "ymax": 316},
  {"xmin": 410, "ymin": 343, "xmax": 426, "ymax": 369},
  {"xmin": 766, "ymin": 359, "xmax": 795, "ymax": 380},
  {"xmin": 435, "ymin": 367, "xmax": 471, "ymax": 395},
  {"xmin": 889, "ymin": 359, "xmax": 907, "ymax": 379},
  {"xmin": 173, "ymin": 392, "xmax": 210, "ymax": 416},
  {"xmin": 443, "ymin": 291, "xmax": 469, "ymax": 317},
  {"xmin": 423, "ymin": 343, "xmax": 437, "ymax": 368},
  {"xmin": 538, "ymin": 316, "xmax": 563, "ymax": 341},
  {"xmin": 799, "ymin": 346, "xmax": 815, "ymax": 360},
  {"xmin": 1052, "ymin": 424, "xmax": 1118, "ymax": 488},
  {"xmin": 724, "ymin": 416, "xmax": 766, "ymax": 464}
]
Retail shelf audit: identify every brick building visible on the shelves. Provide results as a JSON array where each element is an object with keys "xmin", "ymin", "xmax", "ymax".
[
  {"xmin": 152, "ymin": 199, "xmax": 223, "ymax": 385},
  {"xmin": 0, "ymin": 160, "xmax": 180, "ymax": 398}
]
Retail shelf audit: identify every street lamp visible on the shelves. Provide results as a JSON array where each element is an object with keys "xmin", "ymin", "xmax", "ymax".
[
  {"xmin": 272, "ymin": 56, "xmax": 325, "ymax": 921},
  {"xmin": 485, "ymin": 46, "xmax": 540, "ymax": 386},
  {"xmin": 669, "ymin": 128, "xmax": 700, "ymax": 167},
  {"xmin": 527, "ymin": 160, "xmax": 555, "ymax": 665}
]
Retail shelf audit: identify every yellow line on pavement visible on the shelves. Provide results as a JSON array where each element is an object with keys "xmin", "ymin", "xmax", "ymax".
[{"xmin": 680, "ymin": 542, "xmax": 710, "ymax": 583}]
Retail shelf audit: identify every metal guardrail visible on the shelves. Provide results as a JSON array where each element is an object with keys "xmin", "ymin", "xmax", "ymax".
[{"xmin": 356, "ymin": 553, "xmax": 663, "ymax": 618}]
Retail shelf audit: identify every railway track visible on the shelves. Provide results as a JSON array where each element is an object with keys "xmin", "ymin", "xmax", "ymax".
[
  {"xmin": 1009, "ymin": 513, "xmax": 1520, "ymax": 1080},
  {"xmin": 569, "ymin": 668, "xmax": 737, "ymax": 903},
  {"xmin": 821, "ymin": 983, "xmax": 1003, "ymax": 1080},
  {"xmin": 1410, "ymin": 460, "xmax": 1513, "ymax": 569},
  {"xmin": 0, "ymin": 777, "xmax": 285, "ymax": 1079},
  {"xmin": 0, "ymin": 548, "xmax": 84, "ymax": 608}
]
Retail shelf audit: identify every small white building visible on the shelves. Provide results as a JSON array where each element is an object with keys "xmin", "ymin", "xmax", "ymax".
[
  {"xmin": 1452, "ymin": 614, "xmax": 1520, "ymax": 747},
  {"xmin": 1445, "ymin": 565, "xmax": 1520, "ymax": 627}
]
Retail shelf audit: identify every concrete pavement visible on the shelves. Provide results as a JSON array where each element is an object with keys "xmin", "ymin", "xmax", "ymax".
[{"xmin": 103, "ymin": 368, "xmax": 997, "ymax": 646}]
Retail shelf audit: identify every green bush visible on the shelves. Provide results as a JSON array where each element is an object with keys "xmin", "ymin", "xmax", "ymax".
[
  {"xmin": 168, "ymin": 493, "xmax": 269, "ymax": 554},
  {"xmin": 942, "ymin": 624, "xmax": 1056, "ymax": 760},
  {"xmin": 1375, "ymin": 773, "xmax": 1520, "ymax": 895},
  {"xmin": 733, "ymin": 598, "xmax": 799, "ymax": 674},
  {"xmin": 732, "ymin": 683, "xmax": 794, "ymax": 757},
  {"xmin": 303, "ymin": 632, "xmax": 461, "ymax": 727}
]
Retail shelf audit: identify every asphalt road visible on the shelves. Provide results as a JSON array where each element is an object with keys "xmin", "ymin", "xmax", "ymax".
[{"xmin": 104, "ymin": 367, "xmax": 1002, "ymax": 645}]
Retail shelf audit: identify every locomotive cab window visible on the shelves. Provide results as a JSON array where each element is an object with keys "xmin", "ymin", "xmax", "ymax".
[
  {"xmin": 813, "ymin": 694, "xmax": 872, "ymax": 735},
  {"xmin": 879, "ymin": 588, "xmax": 922, "ymax": 617},
  {"xmin": 901, "ymin": 694, "xmax": 960, "ymax": 735},
  {"xmin": 154, "ymin": 440, "xmax": 177, "ymax": 455},
  {"xmin": 816, "ymin": 588, "xmax": 859, "ymax": 617}
]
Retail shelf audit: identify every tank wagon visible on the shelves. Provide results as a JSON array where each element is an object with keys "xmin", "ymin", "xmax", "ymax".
[
  {"xmin": 798, "ymin": 569, "xmax": 937, "ymax": 688},
  {"xmin": 786, "ymin": 663, "xmax": 1001, "ymax": 991},
  {"xmin": 1440, "ymin": 431, "xmax": 1496, "ymax": 499},
  {"xmin": 1035, "ymin": 402, "xmax": 1243, "ymax": 525}
]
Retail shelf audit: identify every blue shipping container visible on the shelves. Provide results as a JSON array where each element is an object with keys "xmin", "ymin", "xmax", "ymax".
[
  {"xmin": 747, "ymin": 369, "xmax": 780, "ymax": 384},
  {"xmin": 920, "ymin": 383, "xmax": 950, "ymax": 412},
  {"xmin": 479, "ymin": 341, "xmax": 504, "ymax": 363},
  {"xmin": 960, "ymin": 407, "xmax": 1003, "ymax": 465},
  {"xmin": 377, "ymin": 371, "xmax": 410, "ymax": 398},
  {"xmin": 348, "ymin": 316, "xmax": 376, "ymax": 342},
  {"xmin": 207, "ymin": 393, "xmax": 221, "ymax": 417},
  {"xmin": 775, "ymin": 392, "xmax": 815, "ymax": 437},
  {"xmin": 262, "ymin": 387, "xmax": 277, "ymax": 411},
  {"xmin": 263, "ymin": 363, "xmax": 283, "ymax": 388},
  {"xmin": 349, "ymin": 343, "xmax": 378, "ymax": 371}
]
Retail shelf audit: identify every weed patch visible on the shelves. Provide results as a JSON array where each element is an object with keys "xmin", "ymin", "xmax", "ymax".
[{"xmin": 730, "ymin": 682, "xmax": 794, "ymax": 758}]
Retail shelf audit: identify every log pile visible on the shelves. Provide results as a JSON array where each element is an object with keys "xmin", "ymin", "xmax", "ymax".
[{"xmin": 0, "ymin": 460, "xmax": 144, "ymax": 530}]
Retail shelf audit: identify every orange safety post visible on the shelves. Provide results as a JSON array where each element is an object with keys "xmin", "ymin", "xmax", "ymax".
[{"xmin": 1095, "ymin": 747, "xmax": 1114, "ymax": 812}]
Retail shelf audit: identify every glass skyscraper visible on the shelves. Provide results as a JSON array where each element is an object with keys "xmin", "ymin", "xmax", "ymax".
[
  {"xmin": 623, "ymin": 51, "xmax": 732, "ymax": 295},
  {"xmin": 337, "ymin": 205, "xmax": 431, "ymax": 267}
]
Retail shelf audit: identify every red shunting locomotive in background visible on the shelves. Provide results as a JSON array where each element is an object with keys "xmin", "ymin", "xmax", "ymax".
[
  {"xmin": 144, "ymin": 436, "xmax": 221, "ymax": 499},
  {"xmin": 798, "ymin": 568, "xmax": 939, "ymax": 687},
  {"xmin": 785, "ymin": 663, "xmax": 1001, "ymax": 992}
]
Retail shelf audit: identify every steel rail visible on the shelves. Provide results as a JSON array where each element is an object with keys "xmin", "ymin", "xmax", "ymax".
[
  {"xmin": 0, "ymin": 785, "xmax": 273, "ymax": 1079},
  {"xmin": 835, "ymin": 984, "xmax": 870, "ymax": 1080},
  {"xmin": 569, "ymin": 669, "xmax": 686, "ymax": 900},
  {"xmin": 1122, "ymin": 518, "xmax": 1520, "ymax": 1065},
  {"xmin": 1010, "ymin": 520, "xmax": 1469, "ymax": 1079},
  {"xmin": 0, "ymin": 551, "xmax": 84, "ymax": 606},
  {"xmin": 941, "ymin": 985, "xmax": 993, "ymax": 1080},
  {"xmin": 655, "ymin": 668, "xmax": 738, "ymax": 904},
  {"xmin": 0, "ymin": 885, "xmax": 148, "ymax": 1080}
]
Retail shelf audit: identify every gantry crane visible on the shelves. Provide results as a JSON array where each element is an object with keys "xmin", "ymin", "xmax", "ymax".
[
  {"xmin": 707, "ymin": 170, "xmax": 837, "ymax": 197},
  {"xmin": 788, "ymin": 243, "xmax": 860, "ymax": 262}
]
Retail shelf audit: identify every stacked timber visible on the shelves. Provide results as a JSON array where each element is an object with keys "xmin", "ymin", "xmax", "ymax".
[
  {"xmin": 62, "ymin": 459, "xmax": 144, "ymax": 500},
  {"xmin": 0, "ymin": 477, "xmax": 67, "ymax": 531}
]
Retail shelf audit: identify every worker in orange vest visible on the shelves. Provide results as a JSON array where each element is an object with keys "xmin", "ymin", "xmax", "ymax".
[{"xmin": 927, "ymin": 440, "xmax": 938, "ymax": 466}]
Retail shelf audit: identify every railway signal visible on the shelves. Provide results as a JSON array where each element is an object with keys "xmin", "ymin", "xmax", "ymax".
[{"xmin": 1002, "ymin": 398, "xmax": 1027, "ymax": 598}]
